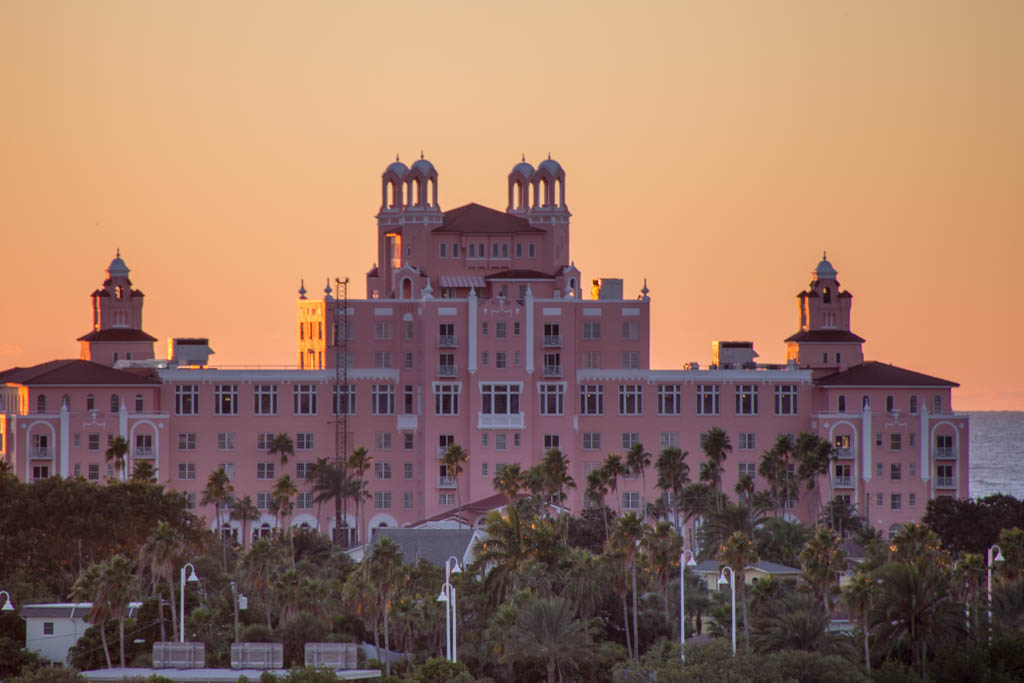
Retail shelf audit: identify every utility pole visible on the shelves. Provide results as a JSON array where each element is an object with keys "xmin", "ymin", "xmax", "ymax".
[
  {"xmin": 231, "ymin": 580, "xmax": 240, "ymax": 643},
  {"xmin": 333, "ymin": 277, "xmax": 350, "ymax": 546}
]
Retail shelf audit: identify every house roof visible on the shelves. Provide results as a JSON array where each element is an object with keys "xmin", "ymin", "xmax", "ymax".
[
  {"xmin": 20, "ymin": 602, "xmax": 142, "ymax": 619},
  {"xmin": 410, "ymin": 492, "xmax": 518, "ymax": 527},
  {"xmin": 693, "ymin": 560, "xmax": 800, "ymax": 576},
  {"xmin": 77, "ymin": 328, "xmax": 158, "ymax": 343},
  {"xmin": 0, "ymin": 359, "xmax": 161, "ymax": 386},
  {"xmin": 486, "ymin": 269, "xmax": 554, "ymax": 280},
  {"xmin": 816, "ymin": 361, "xmax": 958, "ymax": 388},
  {"xmin": 433, "ymin": 203, "xmax": 545, "ymax": 235},
  {"xmin": 784, "ymin": 330, "xmax": 866, "ymax": 343},
  {"xmin": 366, "ymin": 528, "xmax": 478, "ymax": 569}
]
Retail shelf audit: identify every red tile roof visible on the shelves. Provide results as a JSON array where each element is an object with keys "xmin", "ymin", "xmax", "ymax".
[
  {"xmin": 433, "ymin": 203, "xmax": 545, "ymax": 235},
  {"xmin": 485, "ymin": 269, "xmax": 554, "ymax": 280},
  {"xmin": 784, "ymin": 330, "xmax": 865, "ymax": 343},
  {"xmin": 76, "ymin": 329, "xmax": 158, "ymax": 342},
  {"xmin": 816, "ymin": 361, "xmax": 958, "ymax": 387},
  {"xmin": 0, "ymin": 359, "xmax": 161, "ymax": 386}
]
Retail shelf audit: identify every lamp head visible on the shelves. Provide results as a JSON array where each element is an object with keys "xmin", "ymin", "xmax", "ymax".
[
  {"xmin": 436, "ymin": 588, "xmax": 449, "ymax": 603},
  {"xmin": 994, "ymin": 548, "xmax": 1005, "ymax": 563},
  {"xmin": 186, "ymin": 566, "xmax": 199, "ymax": 583},
  {"xmin": 0, "ymin": 594, "xmax": 13, "ymax": 612},
  {"xmin": 686, "ymin": 555, "xmax": 698, "ymax": 567},
  {"xmin": 451, "ymin": 561, "xmax": 462, "ymax": 574}
]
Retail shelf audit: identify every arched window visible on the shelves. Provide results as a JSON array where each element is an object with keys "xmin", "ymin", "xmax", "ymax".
[
  {"xmin": 886, "ymin": 395, "xmax": 894, "ymax": 413},
  {"xmin": 501, "ymin": 244, "xmax": 509, "ymax": 258},
  {"xmin": 862, "ymin": 395, "xmax": 870, "ymax": 410},
  {"xmin": 492, "ymin": 243, "xmax": 499, "ymax": 258},
  {"xmin": 401, "ymin": 278, "xmax": 412, "ymax": 299},
  {"xmin": 478, "ymin": 243, "xmax": 484, "ymax": 257},
  {"xmin": 837, "ymin": 395, "xmax": 846, "ymax": 412},
  {"xmin": 36, "ymin": 394, "xmax": 46, "ymax": 413},
  {"xmin": 933, "ymin": 395, "xmax": 942, "ymax": 414},
  {"xmin": 116, "ymin": 286, "xmax": 124, "ymax": 299},
  {"xmin": 135, "ymin": 394, "xmax": 144, "ymax": 412},
  {"xmin": 909, "ymin": 396, "xmax": 918, "ymax": 414},
  {"xmin": 468, "ymin": 244, "xmax": 475, "ymax": 258},
  {"xmin": 87, "ymin": 394, "xmax": 95, "ymax": 411},
  {"xmin": 111, "ymin": 394, "xmax": 120, "ymax": 413},
  {"xmin": 823, "ymin": 287, "xmax": 831, "ymax": 303}
]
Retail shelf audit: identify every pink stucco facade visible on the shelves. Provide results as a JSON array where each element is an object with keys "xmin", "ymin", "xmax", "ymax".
[{"xmin": 0, "ymin": 156, "xmax": 969, "ymax": 545}]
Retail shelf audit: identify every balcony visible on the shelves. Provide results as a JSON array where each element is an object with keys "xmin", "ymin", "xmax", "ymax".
[
  {"xmin": 437, "ymin": 335, "xmax": 457, "ymax": 347},
  {"xmin": 936, "ymin": 476, "xmax": 956, "ymax": 488},
  {"xmin": 437, "ymin": 476, "xmax": 457, "ymax": 489},
  {"xmin": 477, "ymin": 412, "xmax": 526, "ymax": 430},
  {"xmin": 30, "ymin": 446, "xmax": 51, "ymax": 459},
  {"xmin": 834, "ymin": 448, "xmax": 853, "ymax": 459},
  {"xmin": 543, "ymin": 335, "xmax": 562, "ymax": 347},
  {"xmin": 437, "ymin": 365, "xmax": 457, "ymax": 378},
  {"xmin": 134, "ymin": 446, "xmax": 154, "ymax": 458},
  {"xmin": 543, "ymin": 365, "xmax": 563, "ymax": 378},
  {"xmin": 396, "ymin": 414, "xmax": 418, "ymax": 432},
  {"xmin": 935, "ymin": 446, "xmax": 956, "ymax": 459},
  {"xmin": 834, "ymin": 477, "xmax": 853, "ymax": 488}
]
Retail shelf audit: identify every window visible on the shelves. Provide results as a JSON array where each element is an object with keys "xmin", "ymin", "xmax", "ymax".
[
  {"xmin": 834, "ymin": 464, "xmax": 851, "ymax": 485},
  {"xmin": 909, "ymin": 463, "xmax": 916, "ymax": 477},
  {"xmin": 175, "ymin": 385, "xmax": 199, "ymax": 415},
  {"xmin": 514, "ymin": 434, "xmax": 520, "ymax": 447},
  {"xmin": 480, "ymin": 384, "xmax": 521, "ymax": 415},
  {"xmin": 36, "ymin": 394, "xmax": 46, "ymax": 413},
  {"xmin": 481, "ymin": 352, "xmax": 488, "ymax": 366},
  {"xmin": 876, "ymin": 464, "xmax": 883, "ymax": 477},
  {"xmin": 88, "ymin": 463, "xmax": 100, "ymax": 481},
  {"xmin": 256, "ymin": 493, "xmax": 271, "ymax": 510},
  {"xmin": 539, "ymin": 383, "xmax": 565, "ymax": 415},
  {"xmin": 886, "ymin": 395, "xmax": 895, "ymax": 413},
  {"xmin": 217, "ymin": 432, "xmax": 235, "ymax": 450},
  {"xmin": 735, "ymin": 385, "xmax": 759, "ymax": 415},
  {"xmin": 738, "ymin": 433, "xmax": 755, "ymax": 450},
  {"xmin": 88, "ymin": 433, "xmax": 100, "ymax": 451},
  {"xmin": 439, "ymin": 493, "xmax": 456, "ymax": 505},
  {"xmin": 658, "ymin": 384, "xmax": 681, "ymax": 415},
  {"xmin": 583, "ymin": 321, "xmax": 601, "ymax": 339},
  {"xmin": 481, "ymin": 433, "xmax": 489, "ymax": 447},
  {"xmin": 481, "ymin": 322, "xmax": 489, "ymax": 336},
  {"xmin": 492, "ymin": 244, "xmax": 499, "ymax": 258},
  {"xmin": 256, "ymin": 432, "xmax": 275, "ymax": 450},
  {"xmin": 434, "ymin": 383, "xmax": 460, "ymax": 415},
  {"xmin": 515, "ymin": 243, "xmax": 523, "ymax": 258},
  {"xmin": 583, "ymin": 432, "xmax": 601, "ymax": 450},
  {"xmin": 837, "ymin": 395, "xmax": 846, "ymax": 412},
  {"xmin": 514, "ymin": 321, "xmax": 521, "ymax": 335},
  {"xmin": 86, "ymin": 393, "xmax": 95, "ymax": 411},
  {"xmin": 333, "ymin": 385, "xmax": 356, "ymax": 415},
  {"xmin": 111, "ymin": 394, "xmax": 120, "ymax": 413},
  {"xmin": 404, "ymin": 492, "xmax": 414, "ymax": 509},
  {"xmin": 374, "ymin": 351, "xmax": 393, "ymax": 368},
  {"xmin": 404, "ymin": 433, "xmax": 414, "ymax": 450},
  {"xmin": 579, "ymin": 385, "xmax": 604, "ymax": 415},
  {"xmin": 404, "ymin": 462, "xmax": 414, "ymax": 480},
  {"xmin": 495, "ymin": 434, "xmax": 507, "ymax": 450},
  {"xmin": 875, "ymin": 492, "xmax": 883, "ymax": 507},
  {"xmin": 404, "ymin": 352, "xmax": 414, "ymax": 369},
  {"xmin": 496, "ymin": 322, "xmax": 507, "ymax": 338},
  {"xmin": 31, "ymin": 465, "xmax": 49, "ymax": 480},
  {"xmin": 621, "ymin": 432, "xmax": 640, "ymax": 449},
  {"xmin": 823, "ymin": 311, "xmax": 836, "ymax": 327},
  {"xmin": 375, "ymin": 492, "xmax": 392, "ymax": 510},
  {"xmin": 660, "ymin": 432, "xmax": 679, "ymax": 448},
  {"xmin": 372, "ymin": 385, "xmax": 396, "ymax": 415},
  {"xmin": 933, "ymin": 395, "xmax": 942, "ymax": 413},
  {"xmin": 697, "ymin": 385, "xmax": 719, "ymax": 415},
  {"xmin": 738, "ymin": 463, "xmax": 756, "ymax": 478},
  {"xmin": 621, "ymin": 351, "xmax": 640, "ymax": 369},
  {"xmin": 543, "ymin": 351, "xmax": 560, "ymax": 375},
  {"xmin": 891, "ymin": 493, "xmax": 902, "ymax": 510},
  {"xmin": 43, "ymin": 622, "xmax": 54, "ymax": 636},
  {"xmin": 513, "ymin": 351, "xmax": 521, "ymax": 366},
  {"xmin": 890, "ymin": 433, "xmax": 901, "ymax": 450},
  {"xmin": 295, "ymin": 462, "xmax": 314, "ymax": 480},
  {"xmin": 257, "ymin": 463, "xmax": 275, "ymax": 480},
  {"xmin": 296, "ymin": 433, "xmax": 314, "ymax": 450},
  {"xmin": 622, "ymin": 321, "xmax": 639, "ymax": 340},
  {"xmin": 440, "ymin": 243, "xmax": 447, "ymax": 257},
  {"xmin": 293, "ymin": 385, "xmax": 317, "ymax": 415},
  {"xmin": 891, "ymin": 463, "xmax": 902, "ymax": 480},
  {"xmin": 375, "ymin": 432, "xmax": 393, "ymax": 450},
  {"xmin": 875, "ymin": 433, "xmax": 883, "ymax": 447},
  {"xmin": 178, "ymin": 463, "xmax": 196, "ymax": 480},
  {"xmin": 528, "ymin": 243, "xmax": 536, "ymax": 258},
  {"xmin": 178, "ymin": 432, "xmax": 196, "ymax": 450},
  {"xmin": 375, "ymin": 321, "xmax": 393, "ymax": 340},
  {"xmin": 909, "ymin": 493, "xmax": 916, "ymax": 507},
  {"xmin": 404, "ymin": 321, "xmax": 414, "ymax": 340},
  {"xmin": 544, "ymin": 434, "xmax": 560, "ymax": 450},
  {"xmin": 618, "ymin": 385, "xmax": 643, "ymax": 415},
  {"xmin": 909, "ymin": 396, "xmax": 918, "ymax": 414},
  {"xmin": 214, "ymin": 385, "xmax": 239, "ymax": 415},
  {"xmin": 774, "ymin": 385, "xmax": 798, "ymax": 415},
  {"xmin": 909, "ymin": 433, "xmax": 916, "ymax": 447},
  {"xmin": 623, "ymin": 492, "xmax": 640, "ymax": 509},
  {"xmin": 481, "ymin": 462, "xmax": 489, "ymax": 477},
  {"xmin": 496, "ymin": 352, "xmax": 507, "ymax": 368},
  {"xmin": 217, "ymin": 463, "xmax": 236, "ymax": 480},
  {"xmin": 937, "ymin": 463, "xmax": 954, "ymax": 486},
  {"xmin": 375, "ymin": 462, "xmax": 392, "ymax": 480},
  {"xmin": 583, "ymin": 351, "xmax": 601, "ymax": 369},
  {"xmin": 296, "ymin": 492, "xmax": 314, "ymax": 510},
  {"xmin": 134, "ymin": 394, "xmax": 144, "ymax": 412},
  {"xmin": 254, "ymin": 385, "xmax": 278, "ymax": 415}
]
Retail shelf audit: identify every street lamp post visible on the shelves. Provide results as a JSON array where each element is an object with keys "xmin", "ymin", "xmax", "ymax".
[
  {"xmin": 718, "ymin": 565, "xmax": 737, "ymax": 656},
  {"xmin": 445, "ymin": 556, "xmax": 462, "ymax": 661},
  {"xmin": 679, "ymin": 549, "xmax": 697, "ymax": 664},
  {"xmin": 987, "ymin": 544, "xmax": 1004, "ymax": 638},
  {"xmin": 179, "ymin": 563, "xmax": 199, "ymax": 642},
  {"xmin": 437, "ymin": 583, "xmax": 452, "ymax": 661},
  {"xmin": 0, "ymin": 590, "xmax": 14, "ymax": 612}
]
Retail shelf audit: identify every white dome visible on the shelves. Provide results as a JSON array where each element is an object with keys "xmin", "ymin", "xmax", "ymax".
[{"xmin": 815, "ymin": 252, "xmax": 837, "ymax": 279}]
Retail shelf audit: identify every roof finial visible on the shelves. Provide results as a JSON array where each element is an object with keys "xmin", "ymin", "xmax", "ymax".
[
  {"xmin": 548, "ymin": 152, "xmax": 551, "ymax": 160},
  {"xmin": 521, "ymin": 153, "xmax": 525, "ymax": 162},
  {"xmin": 116, "ymin": 248, "xmax": 120, "ymax": 258},
  {"xmin": 396, "ymin": 153, "xmax": 400, "ymax": 162},
  {"xmin": 420, "ymin": 150, "xmax": 424, "ymax": 160},
  {"xmin": 823, "ymin": 250, "xmax": 827, "ymax": 260}
]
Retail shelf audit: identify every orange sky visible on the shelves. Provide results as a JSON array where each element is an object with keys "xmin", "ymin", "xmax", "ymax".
[{"xmin": 1, "ymin": 1, "xmax": 1022, "ymax": 410}]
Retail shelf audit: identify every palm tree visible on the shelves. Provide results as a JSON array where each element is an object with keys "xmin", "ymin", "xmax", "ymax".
[
  {"xmin": 799, "ymin": 527, "xmax": 845, "ymax": 622},
  {"xmin": 364, "ymin": 536, "xmax": 406, "ymax": 677},
  {"xmin": 952, "ymin": 552, "xmax": 985, "ymax": 635},
  {"xmin": 270, "ymin": 474, "xmax": 298, "ymax": 567},
  {"xmin": 795, "ymin": 433, "xmax": 833, "ymax": 523},
  {"xmin": 655, "ymin": 446, "xmax": 689, "ymax": 532},
  {"xmin": 230, "ymin": 495, "xmax": 260, "ymax": 551},
  {"xmin": 679, "ymin": 482, "xmax": 713, "ymax": 554},
  {"xmin": 131, "ymin": 460, "xmax": 156, "ymax": 483},
  {"xmin": 719, "ymin": 530, "xmax": 758, "ymax": 654},
  {"xmin": 642, "ymin": 520, "xmax": 682, "ymax": 630},
  {"xmin": 602, "ymin": 453, "xmax": 626, "ymax": 515},
  {"xmin": 503, "ymin": 596, "xmax": 595, "ymax": 683},
  {"xmin": 71, "ymin": 562, "xmax": 113, "ymax": 668},
  {"xmin": 105, "ymin": 435, "xmax": 129, "ymax": 481},
  {"xmin": 735, "ymin": 473, "xmax": 755, "ymax": 505},
  {"xmin": 441, "ymin": 443, "xmax": 469, "ymax": 528},
  {"xmin": 842, "ymin": 571, "xmax": 875, "ymax": 673},
  {"xmin": 701, "ymin": 427, "xmax": 731, "ymax": 510},
  {"xmin": 242, "ymin": 537, "xmax": 281, "ymax": 629},
  {"xmin": 346, "ymin": 446, "xmax": 373, "ymax": 544},
  {"xmin": 137, "ymin": 521, "xmax": 183, "ymax": 641},
  {"xmin": 267, "ymin": 432, "xmax": 295, "ymax": 467},
  {"xmin": 585, "ymin": 468, "xmax": 612, "ymax": 541},
  {"xmin": 309, "ymin": 457, "xmax": 344, "ymax": 532},
  {"xmin": 611, "ymin": 512, "xmax": 645, "ymax": 660},
  {"xmin": 103, "ymin": 555, "xmax": 134, "ymax": 667},
  {"xmin": 540, "ymin": 447, "xmax": 576, "ymax": 510},
  {"xmin": 201, "ymin": 466, "xmax": 235, "ymax": 568},
  {"xmin": 493, "ymin": 462, "xmax": 525, "ymax": 503},
  {"xmin": 625, "ymin": 443, "xmax": 652, "ymax": 519},
  {"xmin": 755, "ymin": 593, "xmax": 851, "ymax": 656}
]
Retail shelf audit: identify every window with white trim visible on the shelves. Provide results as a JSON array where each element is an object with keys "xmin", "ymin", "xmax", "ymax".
[
  {"xmin": 217, "ymin": 432, "xmax": 235, "ymax": 450},
  {"xmin": 333, "ymin": 385, "xmax": 356, "ymax": 415},
  {"xmin": 374, "ymin": 351, "xmax": 393, "ymax": 368},
  {"xmin": 623, "ymin": 492, "xmax": 640, "ymax": 509},
  {"xmin": 175, "ymin": 385, "xmax": 199, "ymax": 415},
  {"xmin": 890, "ymin": 463, "xmax": 901, "ymax": 480},
  {"xmin": 375, "ymin": 432, "xmax": 393, "ymax": 450},
  {"xmin": 296, "ymin": 433, "xmax": 314, "ymax": 450},
  {"xmin": 496, "ymin": 322, "xmax": 507, "ymax": 338},
  {"xmin": 375, "ymin": 462, "xmax": 392, "ymax": 480},
  {"xmin": 495, "ymin": 434, "xmax": 507, "ymax": 450},
  {"xmin": 404, "ymin": 492, "xmax": 414, "ymax": 509},
  {"xmin": 583, "ymin": 432, "xmax": 601, "ymax": 450},
  {"xmin": 583, "ymin": 351, "xmax": 601, "ymax": 369},
  {"xmin": 697, "ymin": 385, "xmax": 719, "ymax": 415},
  {"xmin": 217, "ymin": 462, "xmax": 236, "ymax": 480},
  {"xmin": 618, "ymin": 384, "xmax": 642, "ymax": 415},
  {"xmin": 774, "ymin": 385, "xmax": 798, "ymax": 415},
  {"xmin": 439, "ymin": 493, "xmax": 456, "ymax": 505},
  {"xmin": 295, "ymin": 462, "xmax": 314, "ymax": 480},
  {"xmin": 890, "ymin": 433, "xmax": 902, "ymax": 450},
  {"xmin": 738, "ymin": 433, "xmax": 755, "ymax": 450},
  {"xmin": 254, "ymin": 385, "xmax": 278, "ymax": 415},
  {"xmin": 539, "ymin": 383, "xmax": 565, "ymax": 415},
  {"xmin": 178, "ymin": 463, "xmax": 196, "ymax": 480},
  {"xmin": 660, "ymin": 432, "xmax": 679, "ymax": 449},
  {"xmin": 658, "ymin": 384, "xmax": 681, "ymax": 415},
  {"xmin": 293, "ymin": 385, "xmax": 317, "ymax": 415},
  {"xmin": 621, "ymin": 351, "xmax": 640, "ymax": 369},
  {"xmin": 735, "ymin": 385, "xmax": 759, "ymax": 415},
  {"xmin": 579, "ymin": 385, "xmax": 603, "ymax": 415},
  {"xmin": 374, "ymin": 492, "xmax": 392, "ymax": 510},
  {"xmin": 214, "ymin": 385, "xmax": 238, "ymax": 415},
  {"xmin": 890, "ymin": 493, "xmax": 902, "ymax": 510},
  {"xmin": 622, "ymin": 321, "xmax": 639, "ymax": 340},
  {"xmin": 178, "ymin": 432, "xmax": 197, "ymax": 450},
  {"xmin": 583, "ymin": 321, "xmax": 601, "ymax": 339},
  {"xmin": 372, "ymin": 385, "xmax": 395, "ymax": 415},
  {"xmin": 434, "ymin": 383, "xmax": 460, "ymax": 415},
  {"xmin": 404, "ymin": 462, "xmax": 414, "ymax": 479},
  {"xmin": 480, "ymin": 384, "xmax": 520, "ymax": 415},
  {"xmin": 544, "ymin": 434, "xmax": 560, "ymax": 451},
  {"xmin": 296, "ymin": 492, "xmax": 314, "ymax": 510},
  {"xmin": 496, "ymin": 352, "xmax": 507, "ymax": 369},
  {"xmin": 375, "ymin": 322, "xmax": 393, "ymax": 340},
  {"xmin": 256, "ymin": 463, "xmax": 275, "ymax": 480},
  {"xmin": 622, "ymin": 432, "xmax": 640, "ymax": 449}
]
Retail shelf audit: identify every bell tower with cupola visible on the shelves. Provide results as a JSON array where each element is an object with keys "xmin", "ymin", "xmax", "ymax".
[
  {"xmin": 785, "ymin": 253, "xmax": 864, "ymax": 375},
  {"xmin": 77, "ymin": 251, "xmax": 157, "ymax": 365}
]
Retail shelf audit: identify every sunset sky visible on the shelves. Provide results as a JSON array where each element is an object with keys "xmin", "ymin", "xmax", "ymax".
[{"xmin": 1, "ymin": 1, "xmax": 1021, "ymax": 410}]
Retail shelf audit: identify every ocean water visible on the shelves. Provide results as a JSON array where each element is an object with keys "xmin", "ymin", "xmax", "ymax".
[{"xmin": 969, "ymin": 411, "xmax": 1024, "ymax": 499}]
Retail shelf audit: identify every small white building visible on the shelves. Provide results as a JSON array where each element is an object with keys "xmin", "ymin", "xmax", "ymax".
[{"xmin": 20, "ymin": 602, "xmax": 142, "ymax": 666}]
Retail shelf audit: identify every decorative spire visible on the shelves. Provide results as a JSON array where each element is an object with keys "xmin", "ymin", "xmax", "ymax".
[
  {"xmin": 396, "ymin": 153, "xmax": 400, "ymax": 162},
  {"xmin": 521, "ymin": 153, "xmax": 525, "ymax": 162},
  {"xmin": 116, "ymin": 248, "xmax": 120, "ymax": 258},
  {"xmin": 420, "ymin": 150, "xmax": 424, "ymax": 160},
  {"xmin": 324, "ymin": 278, "xmax": 333, "ymax": 299},
  {"xmin": 641, "ymin": 278, "xmax": 650, "ymax": 302},
  {"xmin": 823, "ymin": 250, "xmax": 827, "ymax": 260},
  {"xmin": 547, "ymin": 152, "xmax": 551, "ymax": 160},
  {"xmin": 422, "ymin": 277, "xmax": 433, "ymax": 299},
  {"xmin": 298, "ymin": 279, "xmax": 307, "ymax": 299}
]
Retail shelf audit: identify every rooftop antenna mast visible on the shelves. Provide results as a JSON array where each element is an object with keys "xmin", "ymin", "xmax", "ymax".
[{"xmin": 333, "ymin": 276, "xmax": 350, "ymax": 546}]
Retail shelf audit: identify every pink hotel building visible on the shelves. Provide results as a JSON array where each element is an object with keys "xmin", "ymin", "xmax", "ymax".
[{"xmin": 0, "ymin": 156, "xmax": 969, "ymax": 544}]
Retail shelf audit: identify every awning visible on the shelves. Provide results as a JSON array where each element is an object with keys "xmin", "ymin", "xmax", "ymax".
[{"xmin": 439, "ymin": 275, "xmax": 486, "ymax": 288}]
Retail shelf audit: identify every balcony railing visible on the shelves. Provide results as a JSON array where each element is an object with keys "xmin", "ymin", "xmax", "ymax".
[
  {"xmin": 437, "ymin": 365, "xmax": 457, "ymax": 377},
  {"xmin": 935, "ymin": 446, "xmax": 956, "ymax": 459},
  {"xmin": 437, "ymin": 476, "xmax": 457, "ymax": 489},
  {"xmin": 936, "ymin": 476, "xmax": 956, "ymax": 488},
  {"xmin": 834, "ymin": 477, "xmax": 853, "ymax": 488},
  {"xmin": 834, "ymin": 448, "xmax": 853, "ymax": 459},
  {"xmin": 30, "ymin": 446, "xmax": 51, "ymax": 459},
  {"xmin": 134, "ymin": 447, "xmax": 154, "ymax": 458},
  {"xmin": 437, "ymin": 335, "xmax": 457, "ymax": 347},
  {"xmin": 543, "ymin": 335, "xmax": 562, "ymax": 347},
  {"xmin": 477, "ymin": 412, "xmax": 526, "ymax": 430},
  {"xmin": 543, "ymin": 365, "xmax": 563, "ymax": 378}
]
